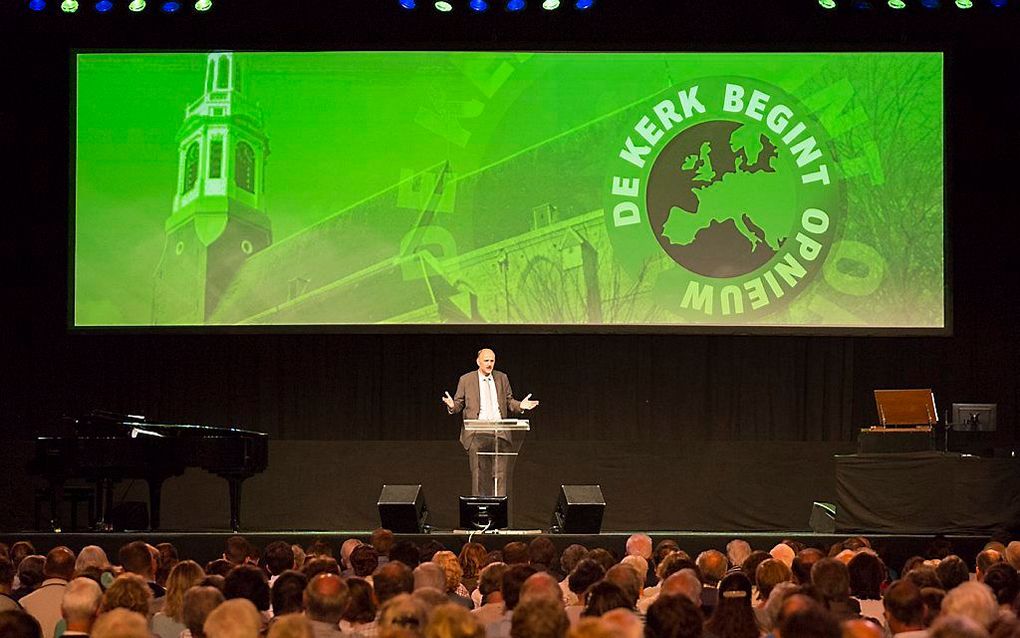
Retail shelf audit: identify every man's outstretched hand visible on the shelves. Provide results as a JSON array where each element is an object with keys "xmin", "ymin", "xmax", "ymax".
[
  {"xmin": 520, "ymin": 393, "xmax": 540, "ymax": 410},
  {"xmin": 442, "ymin": 391, "xmax": 455, "ymax": 410}
]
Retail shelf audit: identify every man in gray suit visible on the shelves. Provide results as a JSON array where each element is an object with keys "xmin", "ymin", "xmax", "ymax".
[{"xmin": 442, "ymin": 348, "xmax": 539, "ymax": 497}]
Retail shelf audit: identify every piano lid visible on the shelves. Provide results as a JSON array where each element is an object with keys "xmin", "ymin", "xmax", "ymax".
[{"xmin": 71, "ymin": 410, "xmax": 267, "ymax": 438}]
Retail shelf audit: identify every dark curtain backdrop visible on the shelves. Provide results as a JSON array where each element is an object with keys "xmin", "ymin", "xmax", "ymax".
[{"xmin": 1, "ymin": 8, "xmax": 1019, "ymax": 449}]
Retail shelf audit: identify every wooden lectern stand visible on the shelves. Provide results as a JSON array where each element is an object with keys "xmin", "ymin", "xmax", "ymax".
[{"xmin": 858, "ymin": 389, "xmax": 938, "ymax": 453}]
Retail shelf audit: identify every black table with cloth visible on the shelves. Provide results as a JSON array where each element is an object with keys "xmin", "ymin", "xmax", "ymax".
[{"xmin": 834, "ymin": 452, "xmax": 1020, "ymax": 534}]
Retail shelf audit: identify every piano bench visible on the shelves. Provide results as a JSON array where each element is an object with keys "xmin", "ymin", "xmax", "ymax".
[{"xmin": 34, "ymin": 486, "xmax": 95, "ymax": 532}]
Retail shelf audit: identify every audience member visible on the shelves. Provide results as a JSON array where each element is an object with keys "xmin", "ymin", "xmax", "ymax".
[
  {"xmin": 510, "ymin": 598, "xmax": 568, "ymax": 638},
  {"xmin": 929, "ymin": 615, "xmax": 990, "ymax": 638},
  {"xmin": 811, "ymin": 558, "xmax": 861, "ymax": 621},
  {"xmin": 742, "ymin": 552, "xmax": 771, "ymax": 589},
  {"xmin": 224, "ymin": 537, "xmax": 253, "ymax": 566},
  {"xmin": 581, "ymin": 582, "xmax": 631, "ymax": 618},
  {"xmin": 907, "ymin": 568, "xmax": 944, "ymax": 592},
  {"xmin": 975, "ymin": 552, "xmax": 1003, "ymax": 584},
  {"xmin": 793, "ymin": 550, "xmax": 826, "ymax": 586},
  {"xmin": 73, "ymin": 547, "xmax": 109, "ymax": 575},
  {"xmin": 375, "ymin": 561, "xmax": 415, "ymax": 605},
  {"xmin": 153, "ymin": 560, "xmax": 205, "ymax": 638},
  {"xmin": 11, "ymin": 544, "xmax": 37, "ymax": 573},
  {"xmin": 941, "ymin": 582, "xmax": 998, "ymax": 630},
  {"xmin": 390, "ymin": 542, "xmax": 422, "ymax": 570},
  {"xmin": 304, "ymin": 557, "xmax": 341, "ymax": 580},
  {"xmin": 777, "ymin": 603, "xmax": 840, "ymax": 638},
  {"xmin": 473, "ymin": 563, "xmax": 508, "ymax": 626},
  {"xmin": 726, "ymin": 542, "xmax": 752, "ymax": 576},
  {"xmin": 118, "ymin": 541, "xmax": 164, "ymax": 600},
  {"xmin": 605, "ymin": 564, "xmax": 642, "ymax": 611},
  {"xmin": 306, "ymin": 540, "xmax": 334, "ymax": 561},
  {"xmin": 920, "ymin": 588, "xmax": 945, "ymax": 629},
  {"xmin": 264, "ymin": 542, "xmax": 297, "ymax": 586},
  {"xmin": 1004, "ymin": 543, "xmax": 1020, "ymax": 572},
  {"xmin": 756, "ymin": 559, "xmax": 793, "ymax": 605},
  {"xmin": 771, "ymin": 545, "xmax": 796, "ymax": 570},
  {"xmin": 883, "ymin": 580, "xmax": 927, "ymax": 638},
  {"xmin": 59, "ymin": 577, "xmax": 101, "ymax": 638},
  {"xmin": 271, "ymin": 570, "xmax": 308, "ymax": 617},
  {"xmin": 21, "ymin": 546, "xmax": 75, "ymax": 638},
  {"xmin": 415, "ymin": 563, "xmax": 448, "ymax": 592},
  {"xmin": 267, "ymin": 613, "xmax": 314, "ymax": 638},
  {"xmin": 586, "ymin": 550, "xmax": 617, "ymax": 575},
  {"xmin": 14, "ymin": 556, "xmax": 46, "ymax": 601},
  {"xmin": 981, "ymin": 563, "xmax": 1019, "ymax": 608},
  {"xmin": 459, "ymin": 544, "xmax": 488, "ymax": 594},
  {"xmin": 224, "ymin": 564, "xmax": 271, "ymax": 618},
  {"xmin": 292, "ymin": 546, "xmax": 307, "ymax": 572},
  {"xmin": 420, "ymin": 541, "xmax": 446, "ymax": 565},
  {"xmin": 936, "ymin": 558, "xmax": 970, "ymax": 593},
  {"xmin": 519, "ymin": 572, "xmax": 562, "ymax": 606},
  {"xmin": 1, "ymin": 558, "xmax": 19, "ymax": 612},
  {"xmin": 0, "ymin": 609, "xmax": 43, "ymax": 638},
  {"xmin": 205, "ymin": 559, "xmax": 235, "ymax": 578},
  {"xmin": 204, "ymin": 598, "xmax": 261, "ymax": 638},
  {"xmin": 378, "ymin": 594, "xmax": 428, "ymax": 636},
  {"xmin": 91, "ymin": 608, "xmax": 149, "ymax": 638},
  {"xmin": 339, "ymin": 577, "xmax": 377, "ymax": 636},
  {"xmin": 155, "ymin": 543, "xmax": 180, "ymax": 587},
  {"xmin": 847, "ymin": 552, "xmax": 886, "ymax": 625},
  {"xmin": 433, "ymin": 551, "xmax": 473, "ymax": 608},
  {"xmin": 503, "ymin": 543, "xmax": 530, "ymax": 567},
  {"xmin": 646, "ymin": 593, "xmax": 704, "ymax": 638},
  {"xmin": 427, "ymin": 603, "xmax": 484, "ymax": 638},
  {"xmin": 703, "ymin": 572, "xmax": 758, "ymax": 638},
  {"xmin": 660, "ymin": 569, "xmax": 703, "ymax": 607},
  {"xmin": 566, "ymin": 617, "xmax": 615, "ymax": 638},
  {"xmin": 100, "ymin": 573, "xmax": 152, "ymax": 616},
  {"xmin": 842, "ymin": 618, "xmax": 884, "ymax": 638},
  {"xmin": 341, "ymin": 539, "xmax": 365, "ymax": 575},
  {"xmin": 183, "ymin": 585, "xmax": 225, "ymax": 638},
  {"xmin": 558, "ymin": 545, "xmax": 588, "ymax": 600},
  {"xmin": 303, "ymin": 574, "xmax": 349, "ymax": 638},
  {"xmin": 371, "ymin": 529, "xmax": 395, "ymax": 562}
]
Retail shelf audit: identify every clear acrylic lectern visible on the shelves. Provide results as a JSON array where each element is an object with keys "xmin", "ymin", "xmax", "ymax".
[{"xmin": 463, "ymin": 419, "xmax": 530, "ymax": 497}]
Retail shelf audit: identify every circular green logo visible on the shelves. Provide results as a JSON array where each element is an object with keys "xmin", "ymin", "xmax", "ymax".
[{"xmin": 605, "ymin": 76, "xmax": 845, "ymax": 322}]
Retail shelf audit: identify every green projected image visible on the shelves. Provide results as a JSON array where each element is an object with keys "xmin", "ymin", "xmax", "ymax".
[{"xmin": 74, "ymin": 51, "xmax": 944, "ymax": 329}]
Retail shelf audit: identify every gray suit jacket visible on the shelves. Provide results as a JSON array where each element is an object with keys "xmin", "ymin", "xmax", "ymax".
[{"xmin": 450, "ymin": 370, "xmax": 522, "ymax": 448}]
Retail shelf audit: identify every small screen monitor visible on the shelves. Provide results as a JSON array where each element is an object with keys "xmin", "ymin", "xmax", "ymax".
[
  {"xmin": 951, "ymin": 403, "xmax": 997, "ymax": 431},
  {"xmin": 459, "ymin": 496, "xmax": 508, "ymax": 530}
]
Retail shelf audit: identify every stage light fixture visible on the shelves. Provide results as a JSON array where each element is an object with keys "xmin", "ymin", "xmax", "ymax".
[
  {"xmin": 160, "ymin": 0, "xmax": 180, "ymax": 11},
  {"xmin": 61, "ymin": 0, "xmax": 79, "ymax": 11},
  {"xmin": 29, "ymin": 0, "xmax": 47, "ymax": 10},
  {"xmin": 818, "ymin": 0, "xmax": 837, "ymax": 7},
  {"xmin": 990, "ymin": 0, "xmax": 1007, "ymax": 6},
  {"xmin": 888, "ymin": 0, "xmax": 906, "ymax": 8},
  {"xmin": 575, "ymin": 0, "xmax": 593, "ymax": 7},
  {"xmin": 128, "ymin": 0, "xmax": 145, "ymax": 9},
  {"xmin": 954, "ymin": 0, "xmax": 972, "ymax": 5},
  {"xmin": 95, "ymin": 0, "xmax": 113, "ymax": 11},
  {"xmin": 919, "ymin": 0, "xmax": 939, "ymax": 7},
  {"xmin": 470, "ymin": 0, "xmax": 489, "ymax": 9},
  {"xmin": 194, "ymin": 0, "xmax": 211, "ymax": 9},
  {"xmin": 542, "ymin": 0, "xmax": 560, "ymax": 7},
  {"xmin": 434, "ymin": 0, "xmax": 453, "ymax": 10},
  {"xmin": 399, "ymin": 0, "xmax": 416, "ymax": 7},
  {"xmin": 853, "ymin": 0, "xmax": 873, "ymax": 7},
  {"xmin": 506, "ymin": 0, "xmax": 525, "ymax": 10}
]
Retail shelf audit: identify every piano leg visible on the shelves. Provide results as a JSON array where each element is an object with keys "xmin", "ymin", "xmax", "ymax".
[
  {"xmin": 148, "ymin": 477, "xmax": 165, "ymax": 530},
  {"xmin": 227, "ymin": 476, "xmax": 243, "ymax": 532}
]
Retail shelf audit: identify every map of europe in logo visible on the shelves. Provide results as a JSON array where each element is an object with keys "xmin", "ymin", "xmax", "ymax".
[{"xmin": 606, "ymin": 76, "xmax": 845, "ymax": 322}]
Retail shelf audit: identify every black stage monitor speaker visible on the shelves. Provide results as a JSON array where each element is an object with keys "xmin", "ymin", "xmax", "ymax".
[
  {"xmin": 809, "ymin": 501, "xmax": 836, "ymax": 533},
  {"xmin": 459, "ymin": 496, "xmax": 508, "ymax": 530},
  {"xmin": 552, "ymin": 484, "xmax": 605, "ymax": 533},
  {"xmin": 378, "ymin": 484, "xmax": 428, "ymax": 533}
]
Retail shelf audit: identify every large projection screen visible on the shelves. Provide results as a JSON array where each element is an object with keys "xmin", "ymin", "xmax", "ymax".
[{"xmin": 73, "ymin": 51, "xmax": 945, "ymax": 331}]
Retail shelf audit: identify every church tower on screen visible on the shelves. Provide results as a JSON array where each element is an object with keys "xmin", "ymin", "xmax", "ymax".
[{"xmin": 152, "ymin": 52, "xmax": 272, "ymax": 324}]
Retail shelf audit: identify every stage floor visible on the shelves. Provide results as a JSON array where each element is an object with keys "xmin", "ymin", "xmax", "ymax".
[{"xmin": 0, "ymin": 531, "xmax": 994, "ymax": 573}]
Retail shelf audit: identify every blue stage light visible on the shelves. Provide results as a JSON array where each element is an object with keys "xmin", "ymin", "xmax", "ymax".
[
  {"xmin": 575, "ymin": 0, "xmax": 593, "ymax": 7},
  {"xmin": 470, "ymin": 0, "xmax": 489, "ymax": 10},
  {"xmin": 160, "ymin": 0, "xmax": 180, "ymax": 11},
  {"xmin": 853, "ymin": 0, "xmax": 873, "ymax": 7},
  {"xmin": 990, "ymin": 0, "xmax": 1007, "ymax": 6},
  {"xmin": 29, "ymin": 0, "xmax": 47, "ymax": 10},
  {"xmin": 919, "ymin": 0, "xmax": 939, "ymax": 7},
  {"xmin": 399, "ymin": 0, "xmax": 416, "ymax": 7},
  {"xmin": 95, "ymin": 0, "xmax": 113, "ymax": 11},
  {"xmin": 506, "ymin": 0, "xmax": 525, "ymax": 10}
]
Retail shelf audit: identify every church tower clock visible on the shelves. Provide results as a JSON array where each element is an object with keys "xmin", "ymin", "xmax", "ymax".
[{"xmin": 153, "ymin": 52, "xmax": 271, "ymax": 324}]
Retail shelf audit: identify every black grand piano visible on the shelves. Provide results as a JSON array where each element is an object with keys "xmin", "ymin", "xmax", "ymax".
[{"xmin": 30, "ymin": 411, "xmax": 268, "ymax": 531}]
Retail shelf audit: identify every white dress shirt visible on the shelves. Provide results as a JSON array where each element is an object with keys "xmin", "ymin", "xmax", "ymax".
[{"xmin": 477, "ymin": 372, "xmax": 502, "ymax": 420}]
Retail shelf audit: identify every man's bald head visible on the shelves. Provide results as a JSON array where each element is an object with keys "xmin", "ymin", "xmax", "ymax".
[
  {"xmin": 661, "ymin": 569, "xmax": 702, "ymax": 604},
  {"xmin": 44, "ymin": 546, "xmax": 76, "ymax": 581},
  {"xmin": 626, "ymin": 534, "xmax": 653, "ymax": 559},
  {"xmin": 477, "ymin": 349, "xmax": 496, "ymax": 375},
  {"xmin": 696, "ymin": 550, "xmax": 728, "ymax": 585},
  {"xmin": 520, "ymin": 571, "xmax": 562, "ymax": 605},
  {"xmin": 303, "ymin": 574, "xmax": 349, "ymax": 624}
]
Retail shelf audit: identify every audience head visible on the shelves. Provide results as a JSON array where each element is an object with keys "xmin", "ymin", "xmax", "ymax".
[
  {"xmin": 975, "ymin": 550, "xmax": 1003, "ymax": 581},
  {"xmin": 567, "ymin": 617, "xmax": 616, "ymax": 638},
  {"xmin": 426, "ymin": 603, "xmax": 484, "ymax": 638},
  {"xmin": 937, "ymin": 556, "xmax": 971, "ymax": 592},
  {"xmin": 982, "ymin": 562, "xmax": 1019, "ymax": 606},
  {"xmin": 303, "ymin": 573, "xmax": 349, "ymax": 624},
  {"xmin": 271, "ymin": 570, "xmax": 308, "ymax": 616},
  {"xmin": 118, "ymin": 541, "xmax": 156, "ymax": 579},
  {"xmin": 883, "ymin": 580, "xmax": 926, "ymax": 632},
  {"xmin": 305, "ymin": 540, "xmax": 334, "ymax": 560},
  {"xmin": 778, "ymin": 602, "xmax": 840, "ymax": 638},
  {"xmin": 205, "ymin": 559, "xmax": 235, "ymax": 578},
  {"xmin": 204, "ymin": 597, "xmax": 261, "ymax": 638},
  {"xmin": 503, "ymin": 542, "xmax": 530, "ymax": 566},
  {"xmin": 0, "ymin": 610, "xmax": 43, "ymax": 638},
  {"xmin": 155, "ymin": 542, "xmax": 179, "ymax": 586},
  {"xmin": 520, "ymin": 571, "xmax": 562, "ymax": 605},
  {"xmin": 420, "ymin": 540, "xmax": 445, "ymax": 564},
  {"xmin": 511, "ymin": 598, "xmax": 568, "ymax": 638},
  {"xmin": 727, "ymin": 540, "xmax": 753, "ymax": 573},
  {"xmin": 906, "ymin": 565, "xmax": 944, "ymax": 591},
  {"xmin": 841, "ymin": 618, "xmax": 884, "ymax": 638},
  {"xmin": 389, "ymin": 541, "xmax": 422, "ymax": 569},
  {"xmin": 581, "ymin": 581, "xmax": 631, "ymax": 617},
  {"xmin": 375, "ymin": 561, "xmax": 415, "ymax": 604},
  {"xmin": 756, "ymin": 558, "xmax": 794, "ymax": 602},
  {"xmin": 266, "ymin": 614, "xmax": 313, "ymax": 638},
  {"xmin": 625, "ymin": 534, "xmax": 653, "ymax": 560},
  {"xmin": 92, "ymin": 608, "xmax": 149, "ymax": 638},
  {"xmin": 372, "ymin": 528, "xmax": 396, "ymax": 557},
  {"xmin": 793, "ymin": 549, "xmax": 826, "ymax": 585},
  {"xmin": 696, "ymin": 550, "xmax": 728, "ymax": 586},
  {"xmin": 930, "ymin": 615, "xmax": 991, "ymax": 638},
  {"xmin": 414, "ymin": 562, "xmax": 447, "ymax": 592},
  {"xmin": 164, "ymin": 560, "xmax": 206, "ymax": 621},
  {"xmin": 75, "ymin": 545, "xmax": 110, "ymax": 573},
  {"xmin": 811, "ymin": 558, "xmax": 852, "ymax": 604},
  {"xmin": 264, "ymin": 541, "xmax": 296, "ymax": 576},
  {"xmin": 183, "ymin": 585, "xmax": 226, "ymax": 638},
  {"xmin": 657, "ymin": 553, "xmax": 698, "ymax": 584},
  {"xmin": 412, "ymin": 586, "xmax": 449, "ymax": 612},
  {"xmin": 847, "ymin": 552, "xmax": 886, "ymax": 600},
  {"xmin": 742, "ymin": 551, "xmax": 772, "ymax": 585},
  {"xmin": 586, "ymin": 549, "xmax": 618, "ymax": 574},
  {"xmin": 291, "ymin": 545, "xmax": 307, "ymax": 571},
  {"xmin": 560, "ymin": 545, "xmax": 588, "ymax": 577},
  {"xmin": 61, "ymin": 577, "xmax": 102, "ymax": 630},
  {"xmin": 605, "ymin": 563, "xmax": 642, "ymax": 607},
  {"xmin": 620, "ymin": 556, "xmax": 648, "ymax": 583},
  {"xmin": 341, "ymin": 539, "xmax": 364, "ymax": 570},
  {"xmin": 303, "ymin": 557, "xmax": 340, "ymax": 579},
  {"xmin": 10, "ymin": 543, "xmax": 36, "ymax": 569},
  {"xmin": 0, "ymin": 558, "xmax": 15, "ymax": 592},
  {"xmin": 17, "ymin": 555, "xmax": 46, "ymax": 591},
  {"xmin": 920, "ymin": 587, "xmax": 946, "ymax": 628},
  {"xmin": 705, "ymin": 571, "xmax": 758, "ymax": 638},
  {"xmin": 43, "ymin": 546, "xmax": 76, "ymax": 581},
  {"xmin": 646, "ymin": 590, "xmax": 704, "ymax": 638},
  {"xmin": 771, "ymin": 543, "xmax": 796, "ymax": 569},
  {"xmin": 224, "ymin": 563, "xmax": 270, "ymax": 612},
  {"xmin": 432, "ymin": 551, "xmax": 464, "ymax": 593},
  {"xmin": 1005, "ymin": 542, "xmax": 1020, "ymax": 571},
  {"xmin": 567, "ymin": 558, "xmax": 605, "ymax": 597},
  {"xmin": 378, "ymin": 593, "xmax": 428, "ymax": 635},
  {"xmin": 343, "ymin": 577, "xmax": 377, "ymax": 624},
  {"xmin": 351, "ymin": 545, "xmax": 380, "ymax": 578},
  {"xmin": 528, "ymin": 537, "xmax": 558, "ymax": 572},
  {"xmin": 503, "ymin": 564, "xmax": 538, "ymax": 611},
  {"xmin": 458, "ymin": 543, "xmax": 488, "ymax": 581},
  {"xmin": 478, "ymin": 562, "xmax": 508, "ymax": 604},
  {"xmin": 224, "ymin": 536, "xmax": 252, "ymax": 565},
  {"xmin": 662, "ymin": 568, "xmax": 703, "ymax": 605},
  {"xmin": 200, "ymin": 574, "xmax": 227, "ymax": 591},
  {"xmin": 101, "ymin": 573, "xmax": 153, "ymax": 615},
  {"xmin": 941, "ymin": 581, "xmax": 999, "ymax": 629}
]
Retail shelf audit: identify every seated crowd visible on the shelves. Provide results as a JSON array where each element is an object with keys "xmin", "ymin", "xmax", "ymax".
[{"xmin": 1, "ymin": 532, "xmax": 1019, "ymax": 638}]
